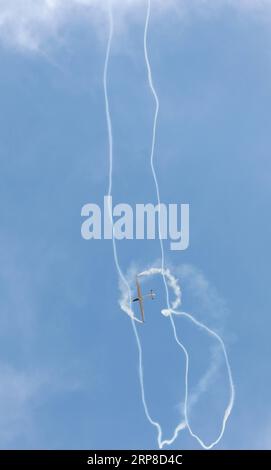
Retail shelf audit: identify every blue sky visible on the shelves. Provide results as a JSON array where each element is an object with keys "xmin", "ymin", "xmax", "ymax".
[{"xmin": 0, "ymin": 0, "xmax": 271, "ymax": 450}]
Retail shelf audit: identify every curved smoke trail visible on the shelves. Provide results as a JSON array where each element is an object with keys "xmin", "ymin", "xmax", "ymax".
[
  {"xmin": 103, "ymin": 0, "xmax": 140, "ymax": 324},
  {"xmin": 103, "ymin": 0, "xmax": 163, "ymax": 444},
  {"xmin": 104, "ymin": 0, "xmax": 235, "ymax": 449},
  {"xmin": 119, "ymin": 265, "xmax": 235, "ymax": 448},
  {"xmin": 143, "ymin": 0, "xmax": 235, "ymax": 449},
  {"xmin": 144, "ymin": 0, "xmax": 235, "ymax": 449}
]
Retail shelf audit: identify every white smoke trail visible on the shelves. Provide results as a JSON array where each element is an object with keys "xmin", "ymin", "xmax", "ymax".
[
  {"xmin": 103, "ymin": 0, "xmax": 163, "ymax": 445},
  {"xmin": 172, "ymin": 308, "xmax": 235, "ymax": 449},
  {"xmin": 103, "ymin": 0, "xmax": 141, "ymax": 324},
  {"xmin": 142, "ymin": 0, "xmax": 235, "ymax": 449},
  {"xmin": 143, "ymin": 0, "xmax": 189, "ymax": 448},
  {"xmin": 104, "ymin": 0, "xmax": 235, "ymax": 449},
  {"xmin": 120, "ymin": 265, "xmax": 235, "ymax": 448}
]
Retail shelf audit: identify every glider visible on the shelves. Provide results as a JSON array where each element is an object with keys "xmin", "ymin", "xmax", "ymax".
[{"xmin": 132, "ymin": 276, "xmax": 155, "ymax": 322}]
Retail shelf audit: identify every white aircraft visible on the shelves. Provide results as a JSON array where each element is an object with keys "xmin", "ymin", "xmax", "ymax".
[{"xmin": 132, "ymin": 276, "xmax": 155, "ymax": 322}]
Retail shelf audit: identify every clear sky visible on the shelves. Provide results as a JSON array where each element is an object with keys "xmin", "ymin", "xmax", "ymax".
[{"xmin": 0, "ymin": 0, "xmax": 271, "ymax": 450}]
